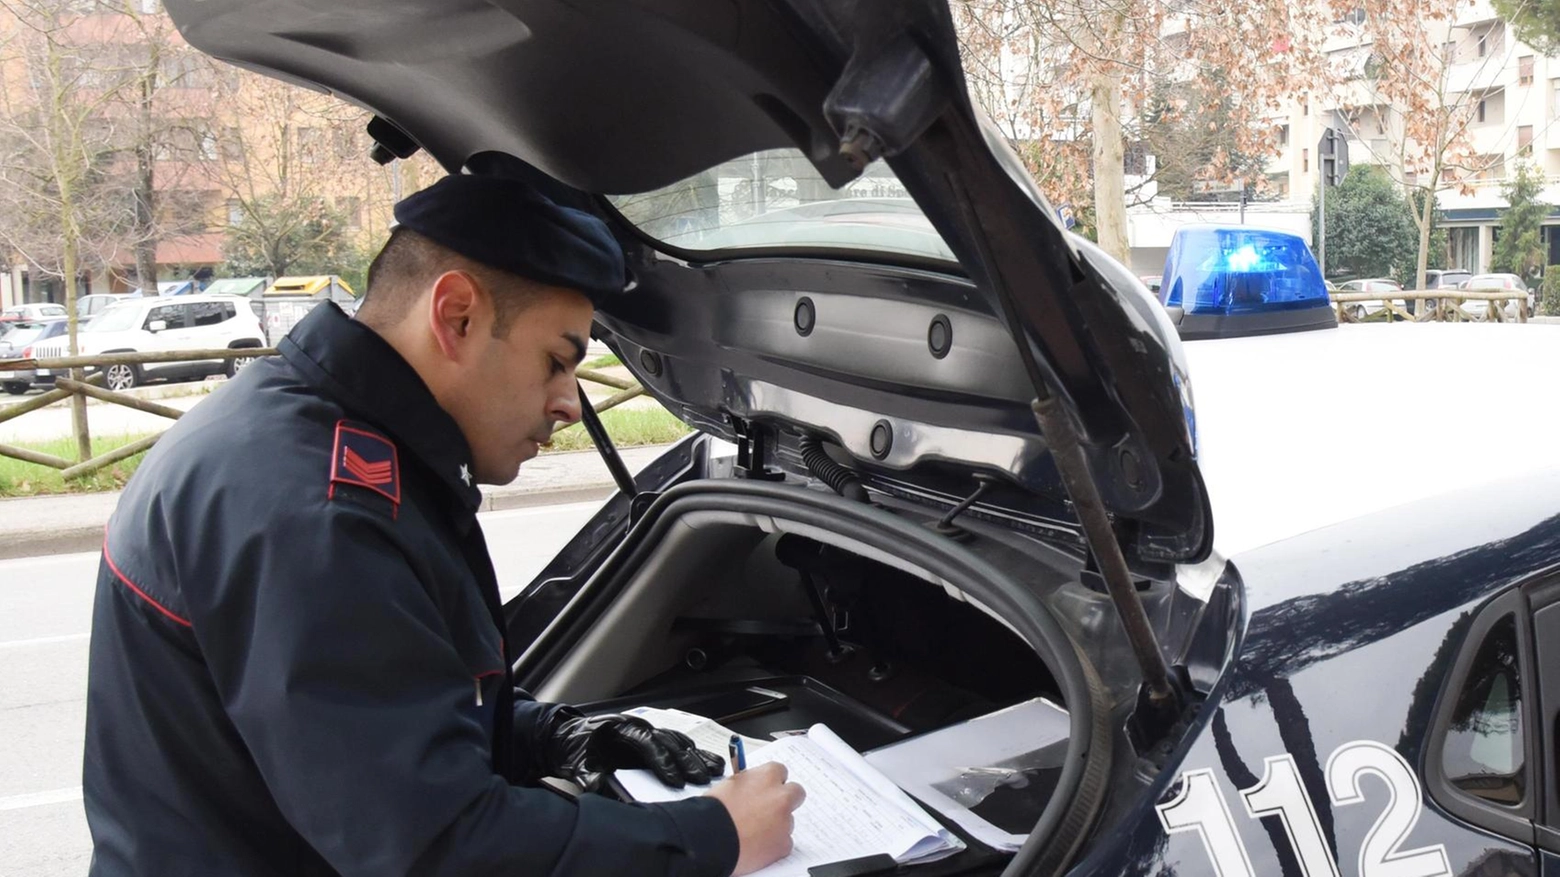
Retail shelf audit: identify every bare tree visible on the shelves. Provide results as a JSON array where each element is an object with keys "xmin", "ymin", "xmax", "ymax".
[
  {"xmin": 194, "ymin": 71, "xmax": 426, "ymax": 281},
  {"xmin": 1341, "ymin": 2, "xmax": 1528, "ymax": 288},
  {"xmin": 0, "ymin": 0, "xmax": 131, "ymax": 459},
  {"xmin": 953, "ymin": 0, "xmax": 1340, "ymax": 262}
]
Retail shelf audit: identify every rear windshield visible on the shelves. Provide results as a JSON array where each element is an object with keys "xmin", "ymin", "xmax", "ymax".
[
  {"xmin": 608, "ymin": 148, "xmax": 955, "ymax": 263},
  {"xmin": 3, "ymin": 325, "xmax": 46, "ymax": 346}
]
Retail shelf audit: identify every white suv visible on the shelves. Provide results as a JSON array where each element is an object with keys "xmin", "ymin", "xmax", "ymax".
[{"xmin": 30, "ymin": 295, "xmax": 266, "ymax": 391}]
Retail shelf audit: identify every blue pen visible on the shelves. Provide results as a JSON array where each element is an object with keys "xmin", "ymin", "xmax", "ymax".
[{"xmin": 728, "ymin": 734, "xmax": 746, "ymax": 773}]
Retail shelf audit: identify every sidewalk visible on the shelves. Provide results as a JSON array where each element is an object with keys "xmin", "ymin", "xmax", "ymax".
[{"xmin": 0, "ymin": 444, "xmax": 672, "ymax": 560}]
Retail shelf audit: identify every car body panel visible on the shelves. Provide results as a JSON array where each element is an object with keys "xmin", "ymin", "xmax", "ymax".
[
  {"xmin": 1183, "ymin": 323, "xmax": 1560, "ymax": 556},
  {"xmin": 1071, "ymin": 467, "xmax": 1560, "ymax": 876}
]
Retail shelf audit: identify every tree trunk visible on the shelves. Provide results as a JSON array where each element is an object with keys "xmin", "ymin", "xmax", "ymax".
[
  {"xmin": 61, "ymin": 221, "xmax": 90, "ymax": 467},
  {"xmin": 132, "ymin": 73, "xmax": 158, "ymax": 293},
  {"xmin": 1414, "ymin": 186, "xmax": 1433, "ymax": 291},
  {"xmin": 1091, "ymin": 71, "xmax": 1130, "ymax": 264}
]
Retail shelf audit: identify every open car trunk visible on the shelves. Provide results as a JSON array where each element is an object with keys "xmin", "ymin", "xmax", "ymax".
[{"xmin": 514, "ymin": 479, "xmax": 1125, "ymax": 872}]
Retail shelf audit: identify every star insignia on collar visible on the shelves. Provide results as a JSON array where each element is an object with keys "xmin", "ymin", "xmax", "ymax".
[{"xmin": 459, "ymin": 463, "xmax": 472, "ymax": 486}]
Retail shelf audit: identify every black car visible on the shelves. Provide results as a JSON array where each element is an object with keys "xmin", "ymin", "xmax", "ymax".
[{"xmin": 164, "ymin": 2, "xmax": 1560, "ymax": 875}]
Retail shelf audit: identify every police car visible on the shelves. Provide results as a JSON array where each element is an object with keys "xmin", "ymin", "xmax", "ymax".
[{"xmin": 168, "ymin": 1, "xmax": 1560, "ymax": 875}]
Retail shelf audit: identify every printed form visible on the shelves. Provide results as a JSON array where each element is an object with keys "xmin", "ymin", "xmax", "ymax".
[{"xmin": 616, "ymin": 711, "xmax": 962, "ymax": 877}]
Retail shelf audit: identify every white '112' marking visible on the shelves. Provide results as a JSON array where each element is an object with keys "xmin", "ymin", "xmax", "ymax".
[{"xmin": 1156, "ymin": 740, "xmax": 1451, "ymax": 877}]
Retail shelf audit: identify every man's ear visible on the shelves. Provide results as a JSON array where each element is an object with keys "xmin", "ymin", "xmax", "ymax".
[{"xmin": 426, "ymin": 270, "xmax": 485, "ymax": 360}]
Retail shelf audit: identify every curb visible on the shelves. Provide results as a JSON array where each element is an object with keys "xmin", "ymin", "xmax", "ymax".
[
  {"xmin": 483, "ymin": 483, "xmax": 617, "ymax": 512},
  {"xmin": 0, "ymin": 525, "xmax": 104, "ymax": 561}
]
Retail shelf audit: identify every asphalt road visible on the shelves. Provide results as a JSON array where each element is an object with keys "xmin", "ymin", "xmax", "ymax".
[{"xmin": 0, "ymin": 500, "xmax": 603, "ymax": 876}]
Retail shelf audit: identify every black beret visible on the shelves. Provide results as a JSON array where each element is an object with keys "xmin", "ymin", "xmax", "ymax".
[{"xmin": 392, "ymin": 174, "xmax": 625, "ymax": 302}]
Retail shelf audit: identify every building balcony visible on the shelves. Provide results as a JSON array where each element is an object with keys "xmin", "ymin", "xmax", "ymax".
[{"xmin": 1448, "ymin": 58, "xmax": 1511, "ymax": 95}]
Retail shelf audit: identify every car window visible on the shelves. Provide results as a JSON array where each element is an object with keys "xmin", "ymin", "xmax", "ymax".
[
  {"xmin": 88, "ymin": 305, "xmax": 140, "ymax": 333},
  {"xmin": 147, "ymin": 304, "xmax": 189, "ymax": 330},
  {"xmin": 221, "ymin": 302, "xmax": 236, "ymax": 321},
  {"xmin": 608, "ymin": 147, "xmax": 956, "ymax": 263},
  {"xmin": 3, "ymin": 326, "xmax": 46, "ymax": 346},
  {"xmin": 42, "ymin": 305, "xmax": 65, "ymax": 315},
  {"xmin": 190, "ymin": 301, "xmax": 230, "ymax": 327},
  {"xmin": 1443, "ymin": 614, "xmax": 1525, "ymax": 806}
]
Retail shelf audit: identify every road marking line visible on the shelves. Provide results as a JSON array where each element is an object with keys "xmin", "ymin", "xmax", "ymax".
[
  {"xmin": 0, "ymin": 786, "xmax": 82, "ymax": 811},
  {"xmin": 0, "ymin": 633, "xmax": 89, "ymax": 650}
]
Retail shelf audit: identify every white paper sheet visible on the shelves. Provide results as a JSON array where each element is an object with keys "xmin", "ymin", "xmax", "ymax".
[{"xmin": 616, "ymin": 717, "xmax": 963, "ymax": 877}]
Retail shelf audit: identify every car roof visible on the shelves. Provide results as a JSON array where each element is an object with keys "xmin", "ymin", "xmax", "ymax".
[{"xmin": 1185, "ymin": 323, "xmax": 1560, "ymax": 557}]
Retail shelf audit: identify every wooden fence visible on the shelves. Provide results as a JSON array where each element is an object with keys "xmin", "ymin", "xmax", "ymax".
[
  {"xmin": 0, "ymin": 348, "xmax": 641, "ymax": 480},
  {"xmin": 1329, "ymin": 289, "xmax": 1531, "ymax": 323}
]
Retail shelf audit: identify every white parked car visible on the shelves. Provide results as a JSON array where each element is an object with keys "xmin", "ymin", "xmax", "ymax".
[
  {"xmin": 2, "ymin": 303, "xmax": 68, "ymax": 321},
  {"xmin": 1461, "ymin": 273, "xmax": 1532, "ymax": 320},
  {"xmin": 1334, "ymin": 277, "xmax": 1407, "ymax": 319},
  {"xmin": 29, "ymin": 295, "xmax": 266, "ymax": 391}
]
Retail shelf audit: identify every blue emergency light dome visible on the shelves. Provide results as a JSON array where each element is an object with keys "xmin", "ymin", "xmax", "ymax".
[{"xmin": 1159, "ymin": 225, "xmax": 1337, "ymax": 340}]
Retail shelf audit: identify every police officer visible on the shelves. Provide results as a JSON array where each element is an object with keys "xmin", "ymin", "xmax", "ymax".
[{"xmin": 83, "ymin": 174, "xmax": 805, "ymax": 876}]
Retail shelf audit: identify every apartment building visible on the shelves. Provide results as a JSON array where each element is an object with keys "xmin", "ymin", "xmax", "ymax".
[
  {"xmin": 0, "ymin": 4, "xmax": 403, "ymax": 309},
  {"xmin": 1266, "ymin": 1, "xmax": 1560, "ymax": 274}
]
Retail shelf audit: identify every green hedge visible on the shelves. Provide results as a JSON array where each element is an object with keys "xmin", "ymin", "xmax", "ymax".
[{"xmin": 1543, "ymin": 265, "xmax": 1560, "ymax": 316}]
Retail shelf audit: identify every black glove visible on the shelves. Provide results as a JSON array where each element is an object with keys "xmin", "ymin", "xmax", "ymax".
[{"xmin": 544, "ymin": 710, "xmax": 725, "ymax": 788}]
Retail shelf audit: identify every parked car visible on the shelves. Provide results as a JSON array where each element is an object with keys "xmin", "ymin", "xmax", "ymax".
[
  {"xmin": 29, "ymin": 294, "xmax": 266, "ymax": 391},
  {"xmin": 2, "ymin": 302, "xmax": 68, "ymax": 321},
  {"xmin": 0, "ymin": 317, "xmax": 68, "ymax": 394},
  {"xmin": 1421, "ymin": 268, "xmax": 1471, "ymax": 289},
  {"xmin": 159, "ymin": 2, "xmax": 1560, "ymax": 876},
  {"xmin": 1461, "ymin": 272, "xmax": 1533, "ymax": 320},
  {"xmin": 77, "ymin": 293, "xmax": 121, "ymax": 319},
  {"xmin": 1334, "ymin": 277, "xmax": 1406, "ymax": 319}
]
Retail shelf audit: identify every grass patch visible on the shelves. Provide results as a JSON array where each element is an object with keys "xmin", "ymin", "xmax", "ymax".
[
  {"xmin": 581, "ymin": 353, "xmax": 621, "ymax": 370},
  {"xmin": 545, "ymin": 405, "xmax": 690, "ymax": 452},
  {"xmin": 0, "ymin": 432, "xmax": 158, "ymax": 497}
]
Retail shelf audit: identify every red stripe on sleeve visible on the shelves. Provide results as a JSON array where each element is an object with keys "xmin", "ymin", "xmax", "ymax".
[{"xmin": 102, "ymin": 541, "xmax": 193, "ymax": 628}]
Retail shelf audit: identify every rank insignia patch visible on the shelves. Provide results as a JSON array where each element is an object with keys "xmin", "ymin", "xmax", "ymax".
[{"xmin": 330, "ymin": 421, "xmax": 401, "ymax": 506}]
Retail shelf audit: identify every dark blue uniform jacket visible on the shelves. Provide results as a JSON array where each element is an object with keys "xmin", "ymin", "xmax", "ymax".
[{"xmin": 83, "ymin": 303, "xmax": 738, "ymax": 876}]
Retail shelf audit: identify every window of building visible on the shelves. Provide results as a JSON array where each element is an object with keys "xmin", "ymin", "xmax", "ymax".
[
  {"xmin": 163, "ymin": 190, "xmax": 211, "ymax": 234},
  {"xmin": 296, "ymin": 126, "xmax": 322, "ymax": 164},
  {"xmin": 1443, "ymin": 614, "xmax": 1525, "ymax": 806},
  {"xmin": 1444, "ymin": 41, "xmax": 1457, "ymax": 63},
  {"xmin": 1302, "ymin": 148, "xmax": 1309, "ymax": 173},
  {"xmin": 1278, "ymin": 124, "xmax": 1289, "ymax": 147},
  {"xmin": 1519, "ymin": 125, "xmax": 1534, "ymax": 151},
  {"xmin": 1520, "ymin": 56, "xmax": 1534, "ymax": 86},
  {"xmin": 332, "ymin": 127, "xmax": 359, "ymax": 161},
  {"xmin": 227, "ymin": 199, "xmax": 244, "ymax": 227},
  {"xmin": 1478, "ymin": 33, "xmax": 1488, "ymax": 57},
  {"xmin": 1475, "ymin": 154, "xmax": 1505, "ymax": 180},
  {"xmin": 221, "ymin": 127, "xmax": 242, "ymax": 162},
  {"xmin": 1302, "ymin": 98, "xmax": 1310, "ymax": 116},
  {"xmin": 1478, "ymin": 100, "xmax": 1487, "ymax": 123}
]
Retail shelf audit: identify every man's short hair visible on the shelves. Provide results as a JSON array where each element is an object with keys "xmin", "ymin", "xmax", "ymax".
[{"xmin": 356, "ymin": 228, "xmax": 542, "ymax": 336}]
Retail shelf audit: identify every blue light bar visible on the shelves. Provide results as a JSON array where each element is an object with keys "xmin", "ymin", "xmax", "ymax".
[{"xmin": 1159, "ymin": 226, "xmax": 1336, "ymax": 340}]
